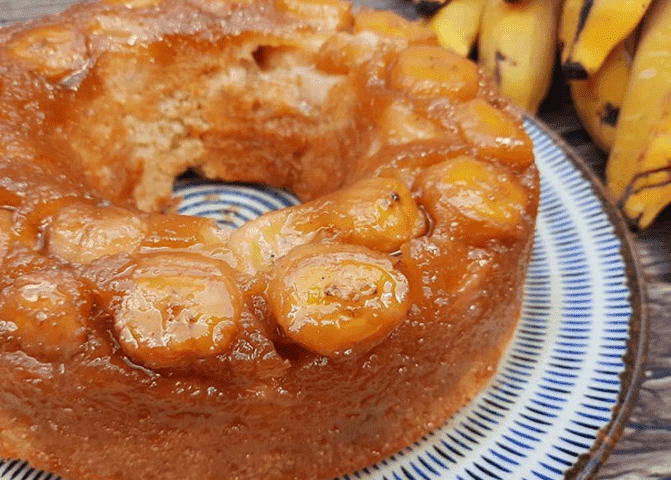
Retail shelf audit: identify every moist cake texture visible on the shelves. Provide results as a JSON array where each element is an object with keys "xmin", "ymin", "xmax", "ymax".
[{"xmin": 0, "ymin": 0, "xmax": 539, "ymax": 479}]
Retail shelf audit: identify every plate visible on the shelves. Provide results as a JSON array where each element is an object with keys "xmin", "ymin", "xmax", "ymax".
[{"xmin": 0, "ymin": 116, "xmax": 647, "ymax": 480}]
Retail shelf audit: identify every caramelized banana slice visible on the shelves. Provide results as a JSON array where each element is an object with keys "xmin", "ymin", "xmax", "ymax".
[
  {"xmin": 48, "ymin": 203, "xmax": 232, "ymax": 265},
  {"xmin": 388, "ymin": 45, "xmax": 480, "ymax": 101},
  {"xmin": 141, "ymin": 212, "xmax": 234, "ymax": 263},
  {"xmin": 452, "ymin": 98, "xmax": 534, "ymax": 169},
  {"xmin": 378, "ymin": 99, "xmax": 442, "ymax": 145},
  {"xmin": 47, "ymin": 202, "xmax": 148, "ymax": 264},
  {"xmin": 228, "ymin": 207, "xmax": 315, "ymax": 276},
  {"xmin": 268, "ymin": 243, "xmax": 409, "ymax": 357},
  {"xmin": 230, "ymin": 177, "xmax": 425, "ymax": 275},
  {"xmin": 324, "ymin": 176, "xmax": 427, "ymax": 252},
  {"xmin": 0, "ymin": 269, "xmax": 90, "ymax": 361},
  {"xmin": 110, "ymin": 252, "xmax": 242, "ymax": 370},
  {"xmin": 416, "ymin": 155, "xmax": 531, "ymax": 243}
]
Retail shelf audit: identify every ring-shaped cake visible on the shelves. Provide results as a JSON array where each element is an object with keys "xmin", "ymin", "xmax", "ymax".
[{"xmin": 0, "ymin": 0, "xmax": 539, "ymax": 478}]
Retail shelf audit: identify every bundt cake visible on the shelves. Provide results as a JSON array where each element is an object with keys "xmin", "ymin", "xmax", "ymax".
[{"xmin": 0, "ymin": 0, "xmax": 539, "ymax": 478}]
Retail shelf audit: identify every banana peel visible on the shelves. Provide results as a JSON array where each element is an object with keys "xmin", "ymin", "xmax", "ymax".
[
  {"xmin": 606, "ymin": 0, "xmax": 671, "ymax": 228},
  {"xmin": 619, "ymin": 130, "xmax": 671, "ymax": 228}
]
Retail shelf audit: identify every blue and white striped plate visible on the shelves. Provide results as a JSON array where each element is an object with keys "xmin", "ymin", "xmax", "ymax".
[
  {"xmin": 0, "ymin": 117, "xmax": 647, "ymax": 480},
  {"xmin": 174, "ymin": 181, "xmax": 300, "ymax": 230},
  {"xmin": 326, "ymin": 118, "xmax": 648, "ymax": 480}
]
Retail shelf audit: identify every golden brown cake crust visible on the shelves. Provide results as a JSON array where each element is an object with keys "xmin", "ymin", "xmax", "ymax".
[{"xmin": 0, "ymin": 1, "xmax": 539, "ymax": 479}]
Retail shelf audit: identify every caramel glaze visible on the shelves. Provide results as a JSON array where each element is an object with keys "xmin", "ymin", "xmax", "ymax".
[{"xmin": 0, "ymin": 1, "xmax": 539, "ymax": 479}]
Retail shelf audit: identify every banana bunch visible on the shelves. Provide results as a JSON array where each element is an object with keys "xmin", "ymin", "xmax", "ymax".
[
  {"xmin": 429, "ymin": 0, "xmax": 561, "ymax": 113},
  {"xmin": 560, "ymin": 0, "xmax": 646, "ymax": 154},
  {"xmin": 605, "ymin": 0, "xmax": 671, "ymax": 229},
  {"xmin": 425, "ymin": 0, "xmax": 671, "ymax": 228},
  {"xmin": 561, "ymin": 0, "xmax": 671, "ymax": 228}
]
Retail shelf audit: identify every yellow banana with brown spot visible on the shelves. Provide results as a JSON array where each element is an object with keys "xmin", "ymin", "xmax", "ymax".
[
  {"xmin": 569, "ymin": 39, "xmax": 633, "ymax": 152},
  {"xmin": 429, "ymin": 0, "xmax": 486, "ymax": 57},
  {"xmin": 560, "ymin": 0, "xmax": 652, "ymax": 79},
  {"xmin": 606, "ymin": 0, "xmax": 671, "ymax": 228},
  {"xmin": 478, "ymin": 0, "xmax": 562, "ymax": 113}
]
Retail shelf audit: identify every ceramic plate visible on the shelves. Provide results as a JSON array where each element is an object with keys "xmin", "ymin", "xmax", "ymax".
[{"xmin": 0, "ymin": 116, "xmax": 647, "ymax": 480}]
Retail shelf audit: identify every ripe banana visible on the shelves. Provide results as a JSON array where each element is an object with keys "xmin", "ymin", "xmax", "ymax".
[
  {"xmin": 429, "ymin": 0, "xmax": 486, "ymax": 57},
  {"xmin": 478, "ymin": 0, "xmax": 562, "ymax": 113},
  {"xmin": 569, "ymin": 39, "xmax": 633, "ymax": 152},
  {"xmin": 560, "ymin": 0, "xmax": 653, "ymax": 79},
  {"xmin": 606, "ymin": 0, "xmax": 671, "ymax": 228}
]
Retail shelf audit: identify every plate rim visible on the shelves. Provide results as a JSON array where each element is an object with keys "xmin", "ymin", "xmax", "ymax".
[
  {"xmin": 523, "ymin": 114, "xmax": 649, "ymax": 480},
  {"xmin": 0, "ymin": 115, "xmax": 650, "ymax": 480}
]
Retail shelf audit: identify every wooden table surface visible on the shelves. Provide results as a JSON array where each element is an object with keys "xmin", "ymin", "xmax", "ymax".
[{"xmin": 2, "ymin": 1, "xmax": 670, "ymax": 479}]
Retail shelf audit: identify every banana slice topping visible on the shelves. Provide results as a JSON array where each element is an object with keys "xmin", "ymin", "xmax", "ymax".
[
  {"xmin": 109, "ymin": 252, "xmax": 242, "ymax": 369},
  {"xmin": 268, "ymin": 243, "xmax": 410, "ymax": 357}
]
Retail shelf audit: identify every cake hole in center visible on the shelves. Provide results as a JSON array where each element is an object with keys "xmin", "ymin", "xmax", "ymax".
[{"xmin": 172, "ymin": 174, "xmax": 301, "ymax": 230}]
